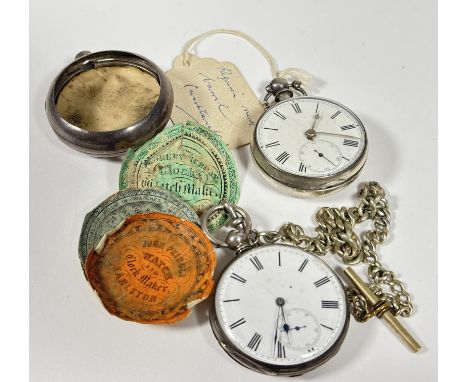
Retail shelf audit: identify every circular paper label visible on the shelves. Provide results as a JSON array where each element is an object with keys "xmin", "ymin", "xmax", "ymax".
[
  {"xmin": 79, "ymin": 188, "xmax": 200, "ymax": 268},
  {"xmin": 85, "ymin": 212, "xmax": 216, "ymax": 324},
  {"xmin": 119, "ymin": 122, "xmax": 240, "ymax": 230}
]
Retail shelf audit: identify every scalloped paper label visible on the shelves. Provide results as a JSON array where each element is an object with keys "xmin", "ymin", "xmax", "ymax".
[{"xmin": 166, "ymin": 54, "xmax": 264, "ymax": 148}]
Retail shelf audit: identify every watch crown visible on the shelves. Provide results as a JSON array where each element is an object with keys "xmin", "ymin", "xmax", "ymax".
[
  {"xmin": 264, "ymin": 77, "xmax": 307, "ymax": 105},
  {"xmin": 225, "ymin": 230, "xmax": 248, "ymax": 251}
]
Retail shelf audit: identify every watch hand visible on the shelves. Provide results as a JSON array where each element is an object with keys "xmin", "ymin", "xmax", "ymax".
[
  {"xmin": 281, "ymin": 325, "xmax": 307, "ymax": 332},
  {"xmin": 323, "ymin": 157, "xmax": 336, "ymax": 166},
  {"xmin": 314, "ymin": 150, "xmax": 337, "ymax": 167},
  {"xmin": 272, "ymin": 298, "xmax": 283, "ymax": 357},
  {"xmin": 305, "ymin": 112, "xmax": 320, "ymax": 140},
  {"xmin": 279, "ymin": 305, "xmax": 292, "ymax": 344},
  {"xmin": 273, "ymin": 308, "xmax": 280, "ymax": 356},
  {"xmin": 315, "ymin": 131, "xmax": 362, "ymax": 141}
]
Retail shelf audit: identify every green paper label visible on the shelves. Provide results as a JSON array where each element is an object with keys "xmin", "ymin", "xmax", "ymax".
[{"xmin": 119, "ymin": 122, "xmax": 240, "ymax": 229}]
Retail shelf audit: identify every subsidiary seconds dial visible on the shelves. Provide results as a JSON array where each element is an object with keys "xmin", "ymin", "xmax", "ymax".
[
  {"xmin": 299, "ymin": 139, "xmax": 342, "ymax": 174},
  {"xmin": 256, "ymin": 97, "xmax": 366, "ymax": 177}
]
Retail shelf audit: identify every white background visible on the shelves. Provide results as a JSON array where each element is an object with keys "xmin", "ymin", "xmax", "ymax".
[{"xmin": 30, "ymin": 1, "xmax": 437, "ymax": 381}]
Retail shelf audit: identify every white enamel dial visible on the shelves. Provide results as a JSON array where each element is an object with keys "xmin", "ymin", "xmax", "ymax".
[
  {"xmin": 256, "ymin": 97, "xmax": 366, "ymax": 177},
  {"xmin": 214, "ymin": 245, "xmax": 348, "ymax": 367},
  {"xmin": 282, "ymin": 308, "xmax": 321, "ymax": 350}
]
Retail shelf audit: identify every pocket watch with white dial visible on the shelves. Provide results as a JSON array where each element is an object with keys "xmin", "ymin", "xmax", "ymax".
[
  {"xmin": 251, "ymin": 77, "xmax": 368, "ymax": 196},
  {"xmin": 201, "ymin": 185, "xmax": 421, "ymax": 376},
  {"xmin": 201, "ymin": 204, "xmax": 350, "ymax": 376},
  {"xmin": 211, "ymin": 243, "xmax": 349, "ymax": 376}
]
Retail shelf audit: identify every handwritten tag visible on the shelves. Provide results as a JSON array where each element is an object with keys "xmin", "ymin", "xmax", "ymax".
[{"xmin": 166, "ymin": 54, "xmax": 264, "ymax": 148}]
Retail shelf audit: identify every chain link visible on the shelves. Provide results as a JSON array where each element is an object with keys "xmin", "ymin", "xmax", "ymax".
[{"xmin": 251, "ymin": 181, "xmax": 413, "ymax": 322}]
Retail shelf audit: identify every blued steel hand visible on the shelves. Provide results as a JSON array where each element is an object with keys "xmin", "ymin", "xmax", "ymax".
[
  {"xmin": 314, "ymin": 149, "xmax": 336, "ymax": 167},
  {"xmin": 278, "ymin": 301, "xmax": 291, "ymax": 344},
  {"xmin": 273, "ymin": 297, "xmax": 291, "ymax": 351}
]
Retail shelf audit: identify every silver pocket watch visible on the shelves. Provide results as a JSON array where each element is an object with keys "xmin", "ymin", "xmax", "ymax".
[
  {"xmin": 251, "ymin": 78, "xmax": 368, "ymax": 196},
  {"xmin": 201, "ymin": 186, "xmax": 421, "ymax": 376},
  {"xmin": 201, "ymin": 204, "xmax": 350, "ymax": 376}
]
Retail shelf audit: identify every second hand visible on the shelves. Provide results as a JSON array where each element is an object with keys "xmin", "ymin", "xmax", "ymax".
[{"xmin": 314, "ymin": 150, "xmax": 336, "ymax": 167}]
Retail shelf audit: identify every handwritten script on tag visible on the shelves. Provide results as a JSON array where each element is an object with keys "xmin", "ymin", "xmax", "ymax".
[{"xmin": 166, "ymin": 55, "xmax": 264, "ymax": 148}]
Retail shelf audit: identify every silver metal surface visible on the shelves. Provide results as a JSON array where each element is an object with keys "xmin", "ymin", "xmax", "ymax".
[
  {"xmin": 263, "ymin": 78, "xmax": 307, "ymax": 105},
  {"xmin": 201, "ymin": 203, "xmax": 252, "ymax": 251},
  {"xmin": 45, "ymin": 50, "xmax": 174, "ymax": 157}
]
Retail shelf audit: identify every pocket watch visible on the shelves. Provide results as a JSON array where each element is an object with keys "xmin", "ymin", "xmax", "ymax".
[
  {"xmin": 210, "ymin": 242, "xmax": 349, "ymax": 376},
  {"xmin": 202, "ymin": 204, "xmax": 349, "ymax": 376},
  {"xmin": 201, "ymin": 183, "xmax": 421, "ymax": 376},
  {"xmin": 251, "ymin": 77, "xmax": 368, "ymax": 196}
]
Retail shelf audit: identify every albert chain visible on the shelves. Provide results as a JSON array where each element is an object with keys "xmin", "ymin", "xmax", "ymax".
[
  {"xmin": 201, "ymin": 181, "xmax": 421, "ymax": 351},
  {"xmin": 248, "ymin": 182, "xmax": 412, "ymax": 323}
]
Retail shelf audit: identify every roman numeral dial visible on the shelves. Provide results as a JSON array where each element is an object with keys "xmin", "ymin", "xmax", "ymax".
[
  {"xmin": 265, "ymin": 141, "xmax": 280, "ymax": 148},
  {"xmin": 314, "ymin": 276, "xmax": 331, "ymax": 287},
  {"xmin": 321, "ymin": 300, "xmax": 339, "ymax": 309},
  {"xmin": 330, "ymin": 110, "xmax": 341, "ymax": 119},
  {"xmin": 291, "ymin": 102, "xmax": 302, "ymax": 113},
  {"xmin": 250, "ymin": 256, "xmax": 264, "ymax": 271},
  {"xmin": 214, "ymin": 227, "xmax": 348, "ymax": 368},
  {"xmin": 276, "ymin": 341, "xmax": 286, "ymax": 358},
  {"xmin": 230, "ymin": 273, "xmax": 246, "ymax": 283},
  {"xmin": 256, "ymin": 97, "xmax": 366, "ymax": 180},
  {"xmin": 343, "ymin": 139, "xmax": 359, "ymax": 147},
  {"xmin": 298, "ymin": 259, "xmax": 309, "ymax": 272},
  {"xmin": 247, "ymin": 332, "xmax": 263, "ymax": 351},
  {"xmin": 229, "ymin": 317, "xmax": 246, "ymax": 329},
  {"xmin": 275, "ymin": 151, "xmax": 290, "ymax": 164},
  {"xmin": 273, "ymin": 111, "xmax": 286, "ymax": 120}
]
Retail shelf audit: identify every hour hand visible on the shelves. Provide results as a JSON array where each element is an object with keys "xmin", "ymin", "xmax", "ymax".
[
  {"xmin": 279, "ymin": 305, "xmax": 292, "ymax": 344},
  {"xmin": 281, "ymin": 325, "xmax": 306, "ymax": 332},
  {"xmin": 306, "ymin": 112, "xmax": 320, "ymax": 140}
]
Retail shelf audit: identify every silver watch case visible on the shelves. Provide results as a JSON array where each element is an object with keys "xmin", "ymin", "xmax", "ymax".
[
  {"xmin": 209, "ymin": 244, "xmax": 351, "ymax": 377},
  {"xmin": 45, "ymin": 50, "xmax": 174, "ymax": 157},
  {"xmin": 251, "ymin": 96, "xmax": 368, "ymax": 197}
]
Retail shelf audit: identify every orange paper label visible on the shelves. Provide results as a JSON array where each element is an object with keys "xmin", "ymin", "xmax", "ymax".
[{"xmin": 85, "ymin": 212, "xmax": 216, "ymax": 324}]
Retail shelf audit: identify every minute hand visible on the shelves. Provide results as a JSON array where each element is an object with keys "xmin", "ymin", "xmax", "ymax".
[
  {"xmin": 315, "ymin": 131, "xmax": 362, "ymax": 141},
  {"xmin": 280, "ymin": 305, "xmax": 291, "ymax": 344},
  {"xmin": 272, "ymin": 306, "xmax": 281, "ymax": 356}
]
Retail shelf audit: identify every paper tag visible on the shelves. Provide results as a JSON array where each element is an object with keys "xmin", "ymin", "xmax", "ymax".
[{"xmin": 166, "ymin": 54, "xmax": 264, "ymax": 148}]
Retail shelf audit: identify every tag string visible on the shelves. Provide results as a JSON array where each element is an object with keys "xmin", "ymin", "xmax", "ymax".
[{"xmin": 181, "ymin": 29, "xmax": 313, "ymax": 88}]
